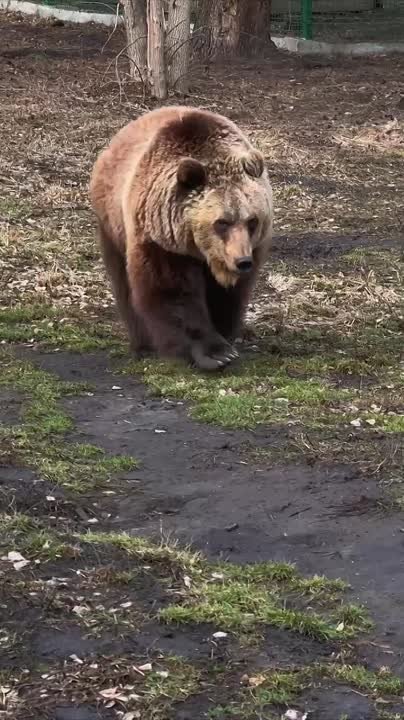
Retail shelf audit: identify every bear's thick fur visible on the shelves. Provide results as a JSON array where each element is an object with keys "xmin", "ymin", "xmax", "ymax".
[{"xmin": 89, "ymin": 106, "xmax": 273, "ymax": 370}]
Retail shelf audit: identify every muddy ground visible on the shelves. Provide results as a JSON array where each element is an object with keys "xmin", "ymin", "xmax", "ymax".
[{"xmin": 0, "ymin": 10, "xmax": 404, "ymax": 720}]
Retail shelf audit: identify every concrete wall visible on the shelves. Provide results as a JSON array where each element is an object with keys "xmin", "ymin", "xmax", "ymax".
[{"xmin": 0, "ymin": 0, "xmax": 120, "ymax": 25}]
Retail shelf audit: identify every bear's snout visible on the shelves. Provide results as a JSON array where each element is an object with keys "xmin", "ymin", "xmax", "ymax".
[{"xmin": 235, "ymin": 256, "xmax": 253, "ymax": 273}]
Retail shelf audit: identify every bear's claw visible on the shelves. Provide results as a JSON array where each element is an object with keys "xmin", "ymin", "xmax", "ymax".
[{"xmin": 192, "ymin": 343, "xmax": 239, "ymax": 371}]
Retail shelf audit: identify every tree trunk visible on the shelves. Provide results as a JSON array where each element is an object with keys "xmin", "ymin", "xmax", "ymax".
[
  {"xmin": 194, "ymin": 0, "xmax": 241, "ymax": 59},
  {"xmin": 121, "ymin": 0, "xmax": 147, "ymax": 83},
  {"xmin": 194, "ymin": 0, "xmax": 274, "ymax": 59},
  {"xmin": 147, "ymin": 0, "xmax": 168, "ymax": 99},
  {"xmin": 219, "ymin": 0, "xmax": 241, "ymax": 55},
  {"xmin": 166, "ymin": 0, "xmax": 191, "ymax": 93},
  {"xmin": 240, "ymin": 0, "xmax": 274, "ymax": 57}
]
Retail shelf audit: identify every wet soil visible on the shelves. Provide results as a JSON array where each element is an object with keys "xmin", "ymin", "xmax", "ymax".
[
  {"xmin": 20, "ymin": 344, "xmax": 403, "ymax": 666},
  {"xmin": 2, "ymin": 338, "xmax": 404, "ymax": 716}
]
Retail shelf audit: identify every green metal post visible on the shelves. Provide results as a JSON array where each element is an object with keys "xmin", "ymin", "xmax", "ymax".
[{"xmin": 301, "ymin": 0, "xmax": 313, "ymax": 40}]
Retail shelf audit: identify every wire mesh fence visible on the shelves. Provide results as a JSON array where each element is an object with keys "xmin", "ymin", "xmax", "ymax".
[
  {"xmin": 272, "ymin": 0, "xmax": 404, "ymax": 42},
  {"xmin": 314, "ymin": 1, "xmax": 404, "ymax": 43},
  {"xmin": 271, "ymin": 1, "xmax": 301, "ymax": 38},
  {"xmin": 8, "ymin": 0, "xmax": 404, "ymax": 44}
]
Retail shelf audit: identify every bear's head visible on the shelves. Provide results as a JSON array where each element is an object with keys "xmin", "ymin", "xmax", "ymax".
[
  {"xmin": 141, "ymin": 109, "xmax": 273, "ymax": 288},
  {"xmin": 179, "ymin": 152, "xmax": 272, "ymax": 287}
]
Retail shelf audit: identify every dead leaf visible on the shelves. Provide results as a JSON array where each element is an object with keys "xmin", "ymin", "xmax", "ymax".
[
  {"xmin": 284, "ymin": 711, "xmax": 308, "ymax": 720},
  {"xmin": 137, "ymin": 662, "xmax": 152, "ymax": 672},
  {"xmin": 99, "ymin": 687, "xmax": 119, "ymax": 699},
  {"xmin": 248, "ymin": 674, "xmax": 266, "ymax": 687},
  {"xmin": 69, "ymin": 654, "xmax": 83, "ymax": 664},
  {"xmin": 211, "ymin": 572, "xmax": 224, "ymax": 581},
  {"xmin": 72, "ymin": 605, "xmax": 89, "ymax": 616},
  {"xmin": 2, "ymin": 551, "xmax": 30, "ymax": 570},
  {"xmin": 350, "ymin": 418, "xmax": 362, "ymax": 427},
  {"xmin": 13, "ymin": 559, "xmax": 30, "ymax": 571},
  {"xmin": 4, "ymin": 551, "xmax": 26, "ymax": 563}
]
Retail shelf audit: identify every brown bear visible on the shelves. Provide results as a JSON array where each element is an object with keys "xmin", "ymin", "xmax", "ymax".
[{"xmin": 89, "ymin": 106, "xmax": 273, "ymax": 371}]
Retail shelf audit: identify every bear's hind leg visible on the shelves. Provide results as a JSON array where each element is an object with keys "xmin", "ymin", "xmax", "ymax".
[{"xmin": 98, "ymin": 224, "xmax": 151, "ymax": 355}]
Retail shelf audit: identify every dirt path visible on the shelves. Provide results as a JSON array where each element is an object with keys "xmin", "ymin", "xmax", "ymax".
[
  {"xmin": 1, "ymin": 340, "xmax": 404, "ymax": 719},
  {"xmin": 26, "ymin": 345, "xmax": 404, "ymax": 662}
]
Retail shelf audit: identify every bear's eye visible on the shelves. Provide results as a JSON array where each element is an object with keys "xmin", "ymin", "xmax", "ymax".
[
  {"xmin": 214, "ymin": 218, "xmax": 233, "ymax": 236},
  {"xmin": 247, "ymin": 216, "xmax": 259, "ymax": 236}
]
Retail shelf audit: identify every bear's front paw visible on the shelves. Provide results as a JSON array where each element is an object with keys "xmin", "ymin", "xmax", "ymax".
[{"xmin": 191, "ymin": 340, "xmax": 239, "ymax": 371}]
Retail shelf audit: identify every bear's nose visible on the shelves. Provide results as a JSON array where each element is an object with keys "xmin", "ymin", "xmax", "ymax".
[{"xmin": 235, "ymin": 256, "xmax": 253, "ymax": 273}]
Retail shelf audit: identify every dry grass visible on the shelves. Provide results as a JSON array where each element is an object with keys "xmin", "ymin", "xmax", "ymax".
[
  {"xmin": 252, "ymin": 250, "xmax": 404, "ymax": 336},
  {"xmin": 0, "ymin": 11, "xmax": 403, "ymax": 462},
  {"xmin": 0, "ymin": 12, "xmax": 403, "ymax": 319}
]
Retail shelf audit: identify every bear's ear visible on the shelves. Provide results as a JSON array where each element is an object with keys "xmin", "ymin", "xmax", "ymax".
[
  {"xmin": 177, "ymin": 158, "xmax": 207, "ymax": 191},
  {"xmin": 242, "ymin": 150, "xmax": 265, "ymax": 179}
]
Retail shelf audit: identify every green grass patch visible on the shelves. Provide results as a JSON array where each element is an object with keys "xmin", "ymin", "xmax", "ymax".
[
  {"xmin": 2, "ymin": 430, "xmax": 137, "ymax": 492},
  {"xmin": 126, "ymin": 355, "xmax": 359, "ymax": 429},
  {"xmin": 0, "ymin": 351, "xmax": 138, "ymax": 492},
  {"xmin": 264, "ymin": 323, "xmax": 404, "ymax": 377},
  {"xmin": 0, "ymin": 513, "xmax": 79, "ymax": 561},
  {"xmin": 80, "ymin": 530, "xmax": 201, "ymax": 569},
  {"xmin": 5, "ymin": 527, "xmax": 369, "ymax": 643},
  {"xmin": 327, "ymin": 663, "xmax": 403, "ymax": 696},
  {"xmin": 210, "ymin": 663, "xmax": 404, "ymax": 718},
  {"xmin": 159, "ymin": 579, "xmax": 370, "ymax": 641},
  {"xmin": 0, "ymin": 353, "xmax": 88, "ymax": 435},
  {"xmin": 0, "ymin": 521, "xmax": 383, "ymax": 718},
  {"xmin": 82, "ymin": 531, "xmax": 371, "ymax": 642},
  {"xmin": 123, "ymin": 281, "xmax": 404, "ymax": 429},
  {"xmin": 142, "ymin": 656, "xmax": 201, "ymax": 705},
  {"xmin": 0, "ymin": 197, "xmax": 33, "ymax": 220},
  {"xmin": 0, "ymin": 305, "xmax": 124, "ymax": 352},
  {"xmin": 127, "ymin": 347, "xmax": 404, "ymax": 431},
  {"xmin": 378, "ymin": 415, "xmax": 404, "ymax": 433},
  {"xmin": 252, "ymin": 427, "xmax": 404, "ymax": 484},
  {"xmin": 341, "ymin": 247, "xmax": 404, "ymax": 270}
]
